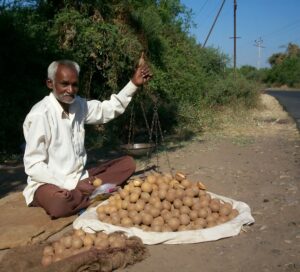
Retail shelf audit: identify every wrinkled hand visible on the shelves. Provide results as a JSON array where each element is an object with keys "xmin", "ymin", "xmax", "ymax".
[
  {"xmin": 53, "ymin": 189, "xmax": 73, "ymax": 200},
  {"xmin": 76, "ymin": 177, "xmax": 96, "ymax": 195},
  {"xmin": 131, "ymin": 64, "xmax": 152, "ymax": 86}
]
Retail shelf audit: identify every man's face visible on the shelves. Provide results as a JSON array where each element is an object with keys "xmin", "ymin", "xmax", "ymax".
[{"xmin": 47, "ymin": 64, "xmax": 79, "ymax": 104}]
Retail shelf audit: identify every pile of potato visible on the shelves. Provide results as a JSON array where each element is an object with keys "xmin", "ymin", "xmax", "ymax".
[
  {"xmin": 96, "ymin": 172, "xmax": 239, "ymax": 232},
  {"xmin": 41, "ymin": 230, "xmax": 130, "ymax": 266}
]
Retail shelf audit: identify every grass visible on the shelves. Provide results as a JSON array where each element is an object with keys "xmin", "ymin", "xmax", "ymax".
[{"xmin": 231, "ymin": 136, "xmax": 255, "ymax": 146}]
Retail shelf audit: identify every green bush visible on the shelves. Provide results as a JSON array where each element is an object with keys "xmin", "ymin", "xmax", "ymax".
[
  {"xmin": 239, "ymin": 65, "xmax": 268, "ymax": 83},
  {"xmin": 264, "ymin": 43, "xmax": 300, "ymax": 87},
  {"xmin": 0, "ymin": 11, "xmax": 50, "ymax": 155},
  {"xmin": 204, "ymin": 73, "xmax": 259, "ymax": 108},
  {"xmin": 0, "ymin": 0, "xmax": 261, "ymax": 158}
]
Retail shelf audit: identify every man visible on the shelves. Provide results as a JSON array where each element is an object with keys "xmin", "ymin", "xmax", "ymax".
[{"xmin": 23, "ymin": 59, "xmax": 151, "ymax": 219}]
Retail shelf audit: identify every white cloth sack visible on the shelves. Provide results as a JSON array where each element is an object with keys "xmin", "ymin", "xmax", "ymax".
[{"xmin": 73, "ymin": 192, "xmax": 255, "ymax": 244}]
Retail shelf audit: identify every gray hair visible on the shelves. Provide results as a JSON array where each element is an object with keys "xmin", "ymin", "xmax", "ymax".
[{"xmin": 47, "ymin": 60, "xmax": 80, "ymax": 81}]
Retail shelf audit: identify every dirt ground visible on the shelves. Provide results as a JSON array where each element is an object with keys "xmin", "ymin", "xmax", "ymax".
[{"xmin": 0, "ymin": 94, "xmax": 299, "ymax": 271}]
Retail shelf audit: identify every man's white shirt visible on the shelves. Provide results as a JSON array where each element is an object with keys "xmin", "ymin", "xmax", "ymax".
[{"xmin": 23, "ymin": 81, "xmax": 137, "ymax": 205}]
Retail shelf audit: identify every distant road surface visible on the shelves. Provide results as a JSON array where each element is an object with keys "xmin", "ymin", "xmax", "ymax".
[{"xmin": 266, "ymin": 89, "xmax": 300, "ymax": 130}]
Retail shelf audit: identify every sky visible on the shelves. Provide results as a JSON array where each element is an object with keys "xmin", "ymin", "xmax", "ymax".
[{"xmin": 180, "ymin": 0, "xmax": 300, "ymax": 68}]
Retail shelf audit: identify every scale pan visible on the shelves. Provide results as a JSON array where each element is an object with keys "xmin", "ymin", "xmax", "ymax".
[{"xmin": 120, "ymin": 143, "xmax": 155, "ymax": 156}]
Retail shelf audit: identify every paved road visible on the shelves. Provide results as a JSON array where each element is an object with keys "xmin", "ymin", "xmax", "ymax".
[{"xmin": 266, "ymin": 89, "xmax": 300, "ymax": 130}]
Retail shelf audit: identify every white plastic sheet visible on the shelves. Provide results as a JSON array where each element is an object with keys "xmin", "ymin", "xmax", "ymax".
[{"xmin": 73, "ymin": 192, "xmax": 255, "ymax": 244}]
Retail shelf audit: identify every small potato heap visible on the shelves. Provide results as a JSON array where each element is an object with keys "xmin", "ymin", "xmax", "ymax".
[
  {"xmin": 41, "ymin": 230, "xmax": 141, "ymax": 267},
  {"xmin": 96, "ymin": 172, "xmax": 239, "ymax": 232}
]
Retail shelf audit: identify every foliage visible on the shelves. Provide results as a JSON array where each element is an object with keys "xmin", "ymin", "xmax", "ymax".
[
  {"xmin": 238, "ymin": 65, "xmax": 267, "ymax": 82},
  {"xmin": 0, "ymin": 9, "xmax": 51, "ymax": 155},
  {"xmin": 0, "ymin": 0, "xmax": 260, "ymax": 158},
  {"xmin": 203, "ymin": 72, "xmax": 259, "ymax": 108},
  {"xmin": 265, "ymin": 43, "xmax": 300, "ymax": 87}
]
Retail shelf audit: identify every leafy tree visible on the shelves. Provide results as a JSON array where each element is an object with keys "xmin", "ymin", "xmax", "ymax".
[
  {"xmin": 268, "ymin": 53, "xmax": 286, "ymax": 67},
  {"xmin": 239, "ymin": 65, "xmax": 268, "ymax": 83},
  {"xmin": 0, "ymin": 9, "xmax": 51, "ymax": 155},
  {"xmin": 0, "ymin": 0, "xmax": 260, "ymax": 158},
  {"xmin": 265, "ymin": 43, "xmax": 300, "ymax": 87}
]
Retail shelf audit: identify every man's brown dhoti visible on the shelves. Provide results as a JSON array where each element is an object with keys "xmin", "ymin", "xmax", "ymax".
[{"xmin": 30, "ymin": 156, "xmax": 135, "ymax": 219}]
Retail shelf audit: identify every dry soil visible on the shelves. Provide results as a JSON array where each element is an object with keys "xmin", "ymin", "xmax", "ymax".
[
  {"xmin": 128, "ymin": 94, "xmax": 300, "ymax": 272},
  {"xmin": 0, "ymin": 94, "xmax": 299, "ymax": 272}
]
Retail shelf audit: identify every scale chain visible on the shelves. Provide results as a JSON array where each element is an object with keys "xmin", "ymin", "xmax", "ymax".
[
  {"xmin": 128, "ymin": 86, "xmax": 173, "ymax": 176},
  {"xmin": 128, "ymin": 104, "xmax": 135, "ymax": 144},
  {"xmin": 140, "ymin": 101, "xmax": 152, "ymax": 141},
  {"xmin": 147, "ymin": 101, "xmax": 173, "ymax": 176}
]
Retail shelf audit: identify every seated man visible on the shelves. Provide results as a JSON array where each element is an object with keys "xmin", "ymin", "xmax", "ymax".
[{"xmin": 23, "ymin": 59, "xmax": 151, "ymax": 219}]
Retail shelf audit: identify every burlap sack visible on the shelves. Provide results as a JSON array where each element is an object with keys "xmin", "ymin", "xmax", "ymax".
[
  {"xmin": 0, "ymin": 236, "xmax": 148, "ymax": 272},
  {"xmin": 0, "ymin": 192, "xmax": 76, "ymax": 249}
]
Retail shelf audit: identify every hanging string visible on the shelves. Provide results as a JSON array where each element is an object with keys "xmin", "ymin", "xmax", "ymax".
[
  {"xmin": 140, "ymin": 100, "xmax": 151, "ymax": 141},
  {"xmin": 151, "ymin": 101, "xmax": 173, "ymax": 176},
  {"xmin": 126, "ymin": 51, "xmax": 174, "ymax": 176},
  {"xmin": 128, "ymin": 103, "xmax": 135, "ymax": 145}
]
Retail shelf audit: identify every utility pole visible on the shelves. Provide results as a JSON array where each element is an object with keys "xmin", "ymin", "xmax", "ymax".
[
  {"xmin": 254, "ymin": 37, "xmax": 265, "ymax": 69},
  {"xmin": 230, "ymin": 0, "xmax": 240, "ymax": 72},
  {"xmin": 233, "ymin": 0, "xmax": 237, "ymax": 70}
]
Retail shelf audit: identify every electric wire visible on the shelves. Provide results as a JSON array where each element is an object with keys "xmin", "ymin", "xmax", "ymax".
[
  {"xmin": 261, "ymin": 19, "xmax": 300, "ymax": 39},
  {"xmin": 197, "ymin": 0, "xmax": 209, "ymax": 15}
]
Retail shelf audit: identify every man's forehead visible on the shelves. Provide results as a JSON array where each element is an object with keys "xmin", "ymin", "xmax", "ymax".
[
  {"xmin": 57, "ymin": 63, "xmax": 77, "ymax": 73},
  {"xmin": 56, "ymin": 64, "xmax": 78, "ymax": 79}
]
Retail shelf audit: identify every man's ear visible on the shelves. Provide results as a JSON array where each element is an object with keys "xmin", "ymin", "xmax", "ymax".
[{"xmin": 46, "ymin": 79, "xmax": 53, "ymax": 90}]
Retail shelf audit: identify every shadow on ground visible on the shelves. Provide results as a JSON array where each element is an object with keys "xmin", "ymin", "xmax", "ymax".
[
  {"xmin": 0, "ymin": 164, "xmax": 27, "ymax": 198},
  {"xmin": 0, "ymin": 137, "xmax": 199, "ymax": 199}
]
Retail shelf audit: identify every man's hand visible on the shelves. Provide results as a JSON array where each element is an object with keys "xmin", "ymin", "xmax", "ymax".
[
  {"xmin": 53, "ymin": 189, "xmax": 73, "ymax": 200},
  {"xmin": 131, "ymin": 64, "xmax": 152, "ymax": 86},
  {"xmin": 76, "ymin": 177, "xmax": 96, "ymax": 195},
  {"xmin": 131, "ymin": 53, "xmax": 152, "ymax": 86}
]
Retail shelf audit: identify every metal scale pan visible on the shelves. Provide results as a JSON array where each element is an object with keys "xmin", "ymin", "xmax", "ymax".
[{"xmin": 120, "ymin": 143, "xmax": 155, "ymax": 157}]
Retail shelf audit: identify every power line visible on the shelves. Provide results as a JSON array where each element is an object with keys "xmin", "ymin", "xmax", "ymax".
[
  {"xmin": 196, "ymin": 0, "xmax": 222, "ymax": 27},
  {"xmin": 202, "ymin": 0, "xmax": 226, "ymax": 48},
  {"xmin": 197, "ymin": 0, "xmax": 209, "ymax": 15},
  {"xmin": 262, "ymin": 19, "xmax": 300, "ymax": 39}
]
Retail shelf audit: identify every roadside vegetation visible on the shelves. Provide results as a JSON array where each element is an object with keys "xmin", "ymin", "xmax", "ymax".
[
  {"xmin": 0, "ymin": 0, "xmax": 264, "ymax": 161},
  {"xmin": 238, "ymin": 43, "xmax": 300, "ymax": 88}
]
